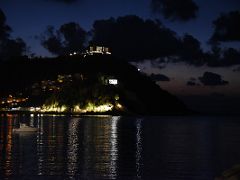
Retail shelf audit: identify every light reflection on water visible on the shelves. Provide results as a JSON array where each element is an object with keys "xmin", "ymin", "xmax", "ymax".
[
  {"xmin": 108, "ymin": 116, "xmax": 119, "ymax": 179},
  {"xmin": 67, "ymin": 118, "xmax": 80, "ymax": 177},
  {"xmin": 1, "ymin": 115, "xmax": 240, "ymax": 179},
  {"xmin": 136, "ymin": 118, "xmax": 143, "ymax": 179},
  {"xmin": 81, "ymin": 116, "xmax": 120, "ymax": 179}
]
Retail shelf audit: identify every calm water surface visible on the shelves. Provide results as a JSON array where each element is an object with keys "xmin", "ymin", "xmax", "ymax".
[{"xmin": 0, "ymin": 114, "xmax": 240, "ymax": 179}]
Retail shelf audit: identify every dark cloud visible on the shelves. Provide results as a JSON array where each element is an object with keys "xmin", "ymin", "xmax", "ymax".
[
  {"xmin": 189, "ymin": 77, "xmax": 196, "ymax": 81},
  {"xmin": 154, "ymin": 64, "xmax": 166, "ymax": 69},
  {"xmin": 210, "ymin": 11, "xmax": 240, "ymax": 43},
  {"xmin": 91, "ymin": 15, "xmax": 181, "ymax": 60},
  {"xmin": 41, "ymin": 22, "xmax": 87, "ymax": 55},
  {"xmin": 206, "ymin": 47, "xmax": 240, "ymax": 67},
  {"xmin": 175, "ymin": 43, "xmax": 240, "ymax": 67},
  {"xmin": 199, "ymin": 72, "xmax": 229, "ymax": 86},
  {"xmin": 186, "ymin": 81, "xmax": 197, "ymax": 86},
  {"xmin": 46, "ymin": 0, "xmax": 78, "ymax": 3},
  {"xmin": 222, "ymin": 48, "xmax": 240, "ymax": 65},
  {"xmin": 150, "ymin": 73, "xmax": 170, "ymax": 81},
  {"xmin": 150, "ymin": 58, "xmax": 168, "ymax": 69},
  {"xmin": 151, "ymin": 0, "xmax": 199, "ymax": 21},
  {"xmin": 233, "ymin": 66, "xmax": 240, "ymax": 72},
  {"xmin": 210, "ymin": 92, "xmax": 225, "ymax": 98},
  {"xmin": 186, "ymin": 77, "xmax": 200, "ymax": 86},
  {"xmin": 179, "ymin": 34, "xmax": 204, "ymax": 66}
]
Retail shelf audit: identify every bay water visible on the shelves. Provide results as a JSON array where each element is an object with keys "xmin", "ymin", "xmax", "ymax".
[{"xmin": 1, "ymin": 114, "xmax": 240, "ymax": 179}]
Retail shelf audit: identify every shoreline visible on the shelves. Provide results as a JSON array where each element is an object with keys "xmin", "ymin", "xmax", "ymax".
[
  {"xmin": 2, "ymin": 110, "xmax": 238, "ymax": 117},
  {"xmin": 0, "ymin": 110, "xmax": 125, "ymax": 116}
]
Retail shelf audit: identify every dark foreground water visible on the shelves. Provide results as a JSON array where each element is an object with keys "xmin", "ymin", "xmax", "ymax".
[{"xmin": 0, "ymin": 114, "xmax": 240, "ymax": 179}]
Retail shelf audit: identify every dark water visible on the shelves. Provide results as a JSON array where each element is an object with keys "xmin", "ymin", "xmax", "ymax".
[{"xmin": 1, "ymin": 114, "xmax": 240, "ymax": 179}]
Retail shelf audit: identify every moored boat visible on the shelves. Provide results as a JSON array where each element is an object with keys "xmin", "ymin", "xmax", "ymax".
[{"xmin": 13, "ymin": 123, "xmax": 38, "ymax": 133}]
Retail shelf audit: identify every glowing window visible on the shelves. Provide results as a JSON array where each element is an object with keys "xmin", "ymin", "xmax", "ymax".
[{"xmin": 109, "ymin": 79, "xmax": 118, "ymax": 85}]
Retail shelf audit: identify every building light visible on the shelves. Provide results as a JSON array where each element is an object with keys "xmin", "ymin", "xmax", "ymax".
[
  {"xmin": 116, "ymin": 103, "xmax": 123, "ymax": 109},
  {"xmin": 85, "ymin": 102, "xmax": 114, "ymax": 112},
  {"xmin": 86, "ymin": 46, "xmax": 111, "ymax": 56},
  {"xmin": 11, "ymin": 107, "xmax": 20, "ymax": 111},
  {"xmin": 109, "ymin": 79, "xmax": 118, "ymax": 85}
]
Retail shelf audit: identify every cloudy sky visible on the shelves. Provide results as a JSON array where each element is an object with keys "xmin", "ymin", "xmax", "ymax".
[
  {"xmin": 1, "ymin": 0, "xmax": 239, "ymax": 55},
  {"xmin": 1, "ymin": 0, "xmax": 240, "ymax": 114}
]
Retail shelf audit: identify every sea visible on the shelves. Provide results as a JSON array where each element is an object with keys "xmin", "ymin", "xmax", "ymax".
[{"xmin": 0, "ymin": 114, "xmax": 240, "ymax": 180}]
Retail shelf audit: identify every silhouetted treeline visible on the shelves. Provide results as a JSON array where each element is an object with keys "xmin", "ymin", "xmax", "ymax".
[
  {"xmin": 1, "ymin": 7, "xmax": 240, "ymax": 67},
  {"xmin": 0, "ymin": 9, "xmax": 26, "ymax": 61},
  {"xmin": 41, "ymin": 23, "xmax": 87, "ymax": 55},
  {"xmin": 40, "ymin": 14, "xmax": 240, "ymax": 66}
]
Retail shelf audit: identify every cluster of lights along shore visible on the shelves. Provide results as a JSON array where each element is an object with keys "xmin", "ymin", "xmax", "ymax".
[
  {"xmin": 1, "ymin": 99, "xmax": 123, "ymax": 113},
  {"xmin": 0, "ymin": 75, "xmax": 122, "ymax": 113},
  {"xmin": 1, "ymin": 101, "xmax": 123, "ymax": 113},
  {"xmin": 41, "ymin": 102, "xmax": 117, "ymax": 113}
]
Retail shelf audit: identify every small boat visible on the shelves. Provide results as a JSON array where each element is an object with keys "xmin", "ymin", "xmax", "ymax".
[{"xmin": 13, "ymin": 123, "xmax": 38, "ymax": 133}]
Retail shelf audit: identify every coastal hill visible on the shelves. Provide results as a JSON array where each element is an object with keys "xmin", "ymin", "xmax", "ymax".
[{"xmin": 0, "ymin": 55, "xmax": 189, "ymax": 115}]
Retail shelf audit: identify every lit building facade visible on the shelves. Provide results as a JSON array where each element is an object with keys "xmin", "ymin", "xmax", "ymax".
[{"xmin": 86, "ymin": 46, "xmax": 111, "ymax": 55}]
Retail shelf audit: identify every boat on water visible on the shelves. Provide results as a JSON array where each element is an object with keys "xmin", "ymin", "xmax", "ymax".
[{"xmin": 13, "ymin": 123, "xmax": 38, "ymax": 133}]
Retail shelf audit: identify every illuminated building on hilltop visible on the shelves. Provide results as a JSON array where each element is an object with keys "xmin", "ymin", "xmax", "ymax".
[
  {"xmin": 69, "ymin": 46, "xmax": 111, "ymax": 56},
  {"xmin": 87, "ymin": 46, "xmax": 111, "ymax": 55}
]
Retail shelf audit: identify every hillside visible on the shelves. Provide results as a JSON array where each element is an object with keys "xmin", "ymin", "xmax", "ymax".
[{"xmin": 0, "ymin": 55, "xmax": 189, "ymax": 115}]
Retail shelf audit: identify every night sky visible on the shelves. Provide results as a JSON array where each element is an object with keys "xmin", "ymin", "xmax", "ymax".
[{"xmin": 1, "ymin": 0, "xmax": 240, "ymax": 114}]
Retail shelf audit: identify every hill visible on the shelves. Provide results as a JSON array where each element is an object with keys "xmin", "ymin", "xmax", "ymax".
[{"xmin": 0, "ymin": 55, "xmax": 189, "ymax": 115}]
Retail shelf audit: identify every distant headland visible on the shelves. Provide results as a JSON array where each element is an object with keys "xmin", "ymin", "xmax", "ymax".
[{"xmin": 0, "ymin": 54, "xmax": 190, "ymax": 115}]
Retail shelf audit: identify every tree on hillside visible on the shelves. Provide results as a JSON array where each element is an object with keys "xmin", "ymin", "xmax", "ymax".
[
  {"xmin": 91, "ymin": 15, "xmax": 181, "ymax": 60},
  {"xmin": 0, "ymin": 9, "xmax": 11, "ymax": 40},
  {"xmin": 41, "ymin": 22, "xmax": 87, "ymax": 55},
  {"xmin": 0, "ymin": 9, "xmax": 27, "ymax": 61}
]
